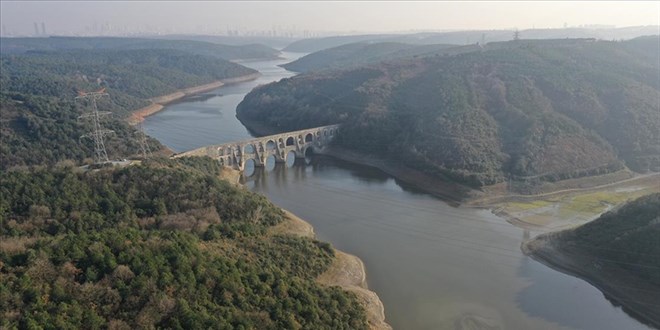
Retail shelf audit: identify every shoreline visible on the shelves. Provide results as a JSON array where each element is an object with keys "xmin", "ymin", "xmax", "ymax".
[
  {"xmin": 220, "ymin": 166, "xmax": 392, "ymax": 329},
  {"xmin": 320, "ymin": 146, "xmax": 474, "ymax": 206},
  {"xmin": 128, "ymin": 73, "xmax": 261, "ymax": 125},
  {"xmin": 523, "ymin": 236, "xmax": 660, "ymax": 328},
  {"xmin": 270, "ymin": 211, "xmax": 392, "ymax": 330}
]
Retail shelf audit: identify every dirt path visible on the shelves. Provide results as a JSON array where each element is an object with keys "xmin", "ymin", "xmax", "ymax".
[{"xmin": 471, "ymin": 172, "xmax": 660, "ymax": 207}]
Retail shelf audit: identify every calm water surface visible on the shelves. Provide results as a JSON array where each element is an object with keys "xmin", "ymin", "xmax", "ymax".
[
  {"xmin": 144, "ymin": 54, "xmax": 651, "ymax": 330},
  {"xmin": 143, "ymin": 53, "xmax": 302, "ymax": 151}
]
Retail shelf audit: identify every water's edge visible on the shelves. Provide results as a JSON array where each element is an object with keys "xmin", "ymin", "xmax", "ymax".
[
  {"xmin": 129, "ymin": 73, "xmax": 261, "ymax": 125},
  {"xmin": 281, "ymin": 211, "xmax": 391, "ymax": 330},
  {"xmin": 523, "ymin": 235, "xmax": 660, "ymax": 329},
  {"xmin": 220, "ymin": 168, "xmax": 392, "ymax": 329}
]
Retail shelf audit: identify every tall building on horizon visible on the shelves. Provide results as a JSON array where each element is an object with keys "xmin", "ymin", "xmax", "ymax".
[
  {"xmin": 33, "ymin": 22, "xmax": 39, "ymax": 36},
  {"xmin": 41, "ymin": 22, "xmax": 46, "ymax": 36}
]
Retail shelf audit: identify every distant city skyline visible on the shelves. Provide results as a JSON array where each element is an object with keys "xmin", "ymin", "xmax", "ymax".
[{"xmin": 1, "ymin": 1, "xmax": 658, "ymax": 37}]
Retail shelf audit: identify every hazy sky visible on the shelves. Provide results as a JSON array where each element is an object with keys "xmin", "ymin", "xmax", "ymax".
[{"xmin": 1, "ymin": 1, "xmax": 659, "ymax": 36}]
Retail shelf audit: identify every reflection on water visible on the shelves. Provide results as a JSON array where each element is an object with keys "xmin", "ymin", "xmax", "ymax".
[{"xmin": 169, "ymin": 93, "xmax": 219, "ymax": 105}]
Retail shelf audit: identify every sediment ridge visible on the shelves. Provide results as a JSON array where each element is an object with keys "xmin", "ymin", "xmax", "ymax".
[{"xmin": 129, "ymin": 73, "xmax": 261, "ymax": 125}]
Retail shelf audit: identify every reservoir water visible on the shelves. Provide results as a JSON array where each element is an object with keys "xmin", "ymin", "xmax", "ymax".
[{"xmin": 144, "ymin": 53, "xmax": 652, "ymax": 330}]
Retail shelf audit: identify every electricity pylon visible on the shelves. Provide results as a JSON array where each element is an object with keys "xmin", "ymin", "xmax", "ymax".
[
  {"xmin": 76, "ymin": 88, "xmax": 113, "ymax": 163},
  {"xmin": 136, "ymin": 122, "xmax": 152, "ymax": 159}
]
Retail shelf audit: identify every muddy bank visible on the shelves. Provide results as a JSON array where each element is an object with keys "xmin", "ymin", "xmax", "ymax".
[
  {"xmin": 477, "ymin": 173, "xmax": 660, "ymax": 232},
  {"xmin": 129, "ymin": 73, "xmax": 261, "ymax": 125},
  {"xmin": 268, "ymin": 211, "xmax": 391, "ymax": 330},
  {"xmin": 128, "ymin": 103, "xmax": 165, "ymax": 125},
  {"xmin": 523, "ymin": 236, "xmax": 660, "ymax": 328},
  {"xmin": 150, "ymin": 80, "xmax": 225, "ymax": 107}
]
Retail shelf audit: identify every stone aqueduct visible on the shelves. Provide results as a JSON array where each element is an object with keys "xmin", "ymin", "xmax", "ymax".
[{"xmin": 174, "ymin": 125, "xmax": 341, "ymax": 170}]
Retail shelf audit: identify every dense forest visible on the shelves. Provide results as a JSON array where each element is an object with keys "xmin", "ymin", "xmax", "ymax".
[
  {"xmin": 0, "ymin": 36, "xmax": 281, "ymax": 60},
  {"xmin": 238, "ymin": 37, "xmax": 660, "ymax": 187},
  {"xmin": 0, "ymin": 48, "xmax": 257, "ymax": 169},
  {"xmin": 1, "ymin": 48, "xmax": 256, "ymax": 100},
  {"xmin": 0, "ymin": 157, "xmax": 367, "ymax": 329},
  {"xmin": 527, "ymin": 193, "xmax": 660, "ymax": 327}
]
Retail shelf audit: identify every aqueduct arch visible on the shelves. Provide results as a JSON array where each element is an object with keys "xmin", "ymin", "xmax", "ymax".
[{"xmin": 174, "ymin": 125, "xmax": 341, "ymax": 171}]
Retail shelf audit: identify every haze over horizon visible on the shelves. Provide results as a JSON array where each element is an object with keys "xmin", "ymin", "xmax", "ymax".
[{"xmin": 1, "ymin": 1, "xmax": 659, "ymax": 37}]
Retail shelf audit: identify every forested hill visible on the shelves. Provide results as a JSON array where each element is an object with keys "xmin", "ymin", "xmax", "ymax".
[
  {"xmin": 1, "ymin": 49, "xmax": 256, "ymax": 101},
  {"xmin": 0, "ymin": 48, "xmax": 257, "ymax": 169},
  {"xmin": 0, "ymin": 36, "xmax": 281, "ymax": 60},
  {"xmin": 0, "ymin": 157, "xmax": 368, "ymax": 329},
  {"xmin": 238, "ymin": 37, "xmax": 660, "ymax": 187},
  {"xmin": 526, "ymin": 193, "xmax": 660, "ymax": 327},
  {"xmin": 281, "ymin": 42, "xmax": 458, "ymax": 73}
]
